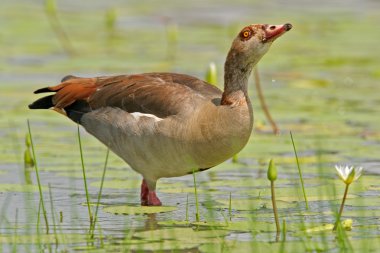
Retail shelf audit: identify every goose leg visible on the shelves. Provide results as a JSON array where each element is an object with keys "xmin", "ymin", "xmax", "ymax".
[
  {"xmin": 147, "ymin": 191, "xmax": 162, "ymax": 206},
  {"xmin": 141, "ymin": 179, "xmax": 149, "ymax": 205},
  {"xmin": 141, "ymin": 179, "xmax": 162, "ymax": 206}
]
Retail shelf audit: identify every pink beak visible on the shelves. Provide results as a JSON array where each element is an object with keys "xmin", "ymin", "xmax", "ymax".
[{"xmin": 263, "ymin": 23, "xmax": 292, "ymax": 42}]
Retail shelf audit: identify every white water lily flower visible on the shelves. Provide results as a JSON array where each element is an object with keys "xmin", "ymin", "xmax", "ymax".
[{"xmin": 335, "ymin": 165, "xmax": 363, "ymax": 185}]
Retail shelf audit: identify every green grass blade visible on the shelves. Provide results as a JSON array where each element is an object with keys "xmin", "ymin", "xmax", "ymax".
[
  {"xmin": 27, "ymin": 119, "xmax": 49, "ymax": 234},
  {"xmin": 12, "ymin": 209, "xmax": 18, "ymax": 253},
  {"xmin": 48, "ymin": 184, "xmax": 59, "ymax": 245},
  {"xmin": 91, "ymin": 148, "xmax": 109, "ymax": 238},
  {"xmin": 192, "ymin": 168, "xmax": 200, "ymax": 222},
  {"xmin": 290, "ymin": 131, "xmax": 309, "ymax": 209},
  {"xmin": 229, "ymin": 192, "xmax": 232, "ymax": 221},
  {"xmin": 77, "ymin": 125, "xmax": 93, "ymax": 228},
  {"xmin": 185, "ymin": 194, "xmax": 189, "ymax": 222}
]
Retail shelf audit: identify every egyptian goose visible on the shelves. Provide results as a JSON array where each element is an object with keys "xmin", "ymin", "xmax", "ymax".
[{"xmin": 29, "ymin": 23, "xmax": 292, "ymax": 206}]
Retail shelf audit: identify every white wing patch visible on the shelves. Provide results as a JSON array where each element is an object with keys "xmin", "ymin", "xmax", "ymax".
[{"xmin": 130, "ymin": 112, "xmax": 163, "ymax": 122}]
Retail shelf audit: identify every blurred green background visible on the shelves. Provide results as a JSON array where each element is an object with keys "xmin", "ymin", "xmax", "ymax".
[{"xmin": 1, "ymin": 0, "xmax": 379, "ymax": 163}]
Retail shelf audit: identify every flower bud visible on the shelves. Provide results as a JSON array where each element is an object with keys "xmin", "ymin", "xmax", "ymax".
[
  {"xmin": 345, "ymin": 169, "xmax": 356, "ymax": 185},
  {"xmin": 25, "ymin": 133, "xmax": 32, "ymax": 148},
  {"xmin": 205, "ymin": 62, "xmax": 217, "ymax": 86},
  {"xmin": 267, "ymin": 159, "xmax": 277, "ymax": 181}
]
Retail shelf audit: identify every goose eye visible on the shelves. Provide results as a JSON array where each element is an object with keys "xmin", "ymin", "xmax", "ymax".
[{"xmin": 240, "ymin": 29, "xmax": 252, "ymax": 40}]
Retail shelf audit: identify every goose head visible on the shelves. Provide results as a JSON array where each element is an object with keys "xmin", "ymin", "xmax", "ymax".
[{"xmin": 227, "ymin": 23, "xmax": 292, "ymax": 70}]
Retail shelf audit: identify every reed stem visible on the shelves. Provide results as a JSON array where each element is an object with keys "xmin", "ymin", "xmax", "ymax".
[
  {"xmin": 254, "ymin": 67, "xmax": 279, "ymax": 135},
  {"xmin": 290, "ymin": 131, "xmax": 309, "ymax": 209},
  {"xmin": 27, "ymin": 120, "xmax": 49, "ymax": 234},
  {"xmin": 271, "ymin": 181, "xmax": 280, "ymax": 234},
  {"xmin": 229, "ymin": 192, "xmax": 232, "ymax": 221},
  {"xmin": 48, "ymin": 184, "xmax": 59, "ymax": 245},
  {"xmin": 192, "ymin": 168, "xmax": 200, "ymax": 222},
  {"xmin": 333, "ymin": 184, "xmax": 350, "ymax": 231},
  {"xmin": 282, "ymin": 219, "xmax": 287, "ymax": 242},
  {"xmin": 91, "ymin": 149, "xmax": 109, "ymax": 237},
  {"xmin": 77, "ymin": 125, "xmax": 93, "ymax": 228},
  {"xmin": 185, "ymin": 194, "xmax": 189, "ymax": 222}
]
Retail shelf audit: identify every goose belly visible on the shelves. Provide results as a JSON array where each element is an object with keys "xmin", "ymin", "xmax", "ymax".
[
  {"xmin": 81, "ymin": 106, "xmax": 252, "ymax": 181},
  {"xmin": 104, "ymin": 130, "xmax": 246, "ymax": 180}
]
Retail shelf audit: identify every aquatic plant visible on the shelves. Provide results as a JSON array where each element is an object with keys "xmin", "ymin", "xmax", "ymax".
[
  {"xmin": 333, "ymin": 165, "xmax": 363, "ymax": 230},
  {"xmin": 290, "ymin": 131, "xmax": 309, "ymax": 209},
  {"xmin": 24, "ymin": 133, "xmax": 34, "ymax": 168},
  {"xmin": 267, "ymin": 159, "xmax": 280, "ymax": 234},
  {"xmin": 90, "ymin": 149, "xmax": 109, "ymax": 238},
  {"xmin": 77, "ymin": 125, "xmax": 93, "ymax": 229},
  {"xmin": 205, "ymin": 62, "xmax": 218, "ymax": 86},
  {"xmin": 192, "ymin": 168, "xmax": 200, "ymax": 222},
  {"xmin": 27, "ymin": 120, "xmax": 49, "ymax": 234}
]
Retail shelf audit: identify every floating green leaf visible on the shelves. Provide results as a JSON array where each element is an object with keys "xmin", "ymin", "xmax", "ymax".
[
  {"xmin": 103, "ymin": 205, "xmax": 177, "ymax": 215},
  {"xmin": 133, "ymin": 227, "xmax": 228, "ymax": 242},
  {"xmin": 0, "ymin": 233, "xmax": 91, "ymax": 244},
  {"xmin": 0, "ymin": 184, "xmax": 47, "ymax": 193}
]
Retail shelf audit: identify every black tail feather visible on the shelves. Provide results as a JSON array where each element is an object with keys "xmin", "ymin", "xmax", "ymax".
[
  {"xmin": 65, "ymin": 100, "xmax": 92, "ymax": 123},
  {"xmin": 28, "ymin": 95, "xmax": 54, "ymax": 109},
  {"xmin": 33, "ymin": 87, "xmax": 52, "ymax": 94}
]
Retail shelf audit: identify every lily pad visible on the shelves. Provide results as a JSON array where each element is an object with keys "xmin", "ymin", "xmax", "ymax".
[
  {"xmin": 126, "ymin": 241, "xmax": 200, "ymax": 251},
  {"xmin": 56, "ymin": 169, "xmax": 129, "ymax": 179},
  {"xmin": 276, "ymin": 194, "xmax": 357, "ymax": 202},
  {"xmin": 102, "ymin": 205, "xmax": 177, "ymax": 215},
  {"xmin": 90, "ymin": 179, "xmax": 140, "ymax": 189},
  {"xmin": 158, "ymin": 220, "xmax": 191, "ymax": 226},
  {"xmin": 342, "ymin": 209, "xmax": 380, "ymax": 218},
  {"xmin": 199, "ymin": 240, "xmax": 333, "ymax": 253},
  {"xmin": 0, "ymin": 233, "xmax": 91, "ymax": 244},
  {"xmin": 159, "ymin": 186, "xmax": 206, "ymax": 194},
  {"xmin": 204, "ymin": 177, "xmax": 292, "ymax": 189},
  {"xmin": 346, "ymin": 197, "xmax": 380, "ymax": 207},
  {"xmin": 0, "ymin": 183, "xmax": 47, "ymax": 193},
  {"xmin": 133, "ymin": 227, "xmax": 228, "ymax": 242},
  {"xmin": 216, "ymin": 198, "xmax": 298, "ymax": 211}
]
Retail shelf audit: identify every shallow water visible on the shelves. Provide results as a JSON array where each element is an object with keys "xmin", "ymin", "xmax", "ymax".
[{"xmin": 1, "ymin": 0, "xmax": 380, "ymax": 252}]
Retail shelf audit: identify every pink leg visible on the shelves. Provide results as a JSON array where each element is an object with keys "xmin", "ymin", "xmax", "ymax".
[
  {"xmin": 141, "ymin": 179, "xmax": 149, "ymax": 206},
  {"xmin": 147, "ymin": 191, "xmax": 162, "ymax": 206},
  {"xmin": 140, "ymin": 178, "xmax": 162, "ymax": 206}
]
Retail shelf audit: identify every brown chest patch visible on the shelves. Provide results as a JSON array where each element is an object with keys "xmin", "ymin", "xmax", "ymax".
[{"xmin": 221, "ymin": 92, "xmax": 247, "ymax": 107}]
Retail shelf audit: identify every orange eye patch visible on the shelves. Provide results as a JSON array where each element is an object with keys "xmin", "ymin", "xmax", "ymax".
[{"xmin": 240, "ymin": 28, "xmax": 253, "ymax": 40}]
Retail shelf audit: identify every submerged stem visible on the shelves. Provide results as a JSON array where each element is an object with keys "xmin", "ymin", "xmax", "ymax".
[
  {"xmin": 333, "ymin": 184, "xmax": 350, "ymax": 231},
  {"xmin": 271, "ymin": 181, "xmax": 280, "ymax": 234}
]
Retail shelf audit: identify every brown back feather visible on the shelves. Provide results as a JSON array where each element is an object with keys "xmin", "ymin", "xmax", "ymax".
[{"xmin": 30, "ymin": 73, "xmax": 222, "ymax": 119}]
